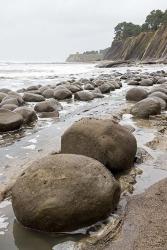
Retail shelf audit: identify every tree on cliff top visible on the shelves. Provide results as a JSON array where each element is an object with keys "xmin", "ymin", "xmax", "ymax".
[
  {"xmin": 114, "ymin": 22, "xmax": 141, "ymax": 41},
  {"xmin": 114, "ymin": 9, "xmax": 167, "ymax": 41},
  {"xmin": 143, "ymin": 9, "xmax": 164, "ymax": 31}
]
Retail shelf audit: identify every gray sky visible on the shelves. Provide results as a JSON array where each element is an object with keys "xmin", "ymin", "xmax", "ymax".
[{"xmin": 0, "ymin": 0, "xmax": 166, "ymax": 62}]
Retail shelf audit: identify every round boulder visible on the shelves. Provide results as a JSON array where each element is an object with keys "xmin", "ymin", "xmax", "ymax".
[
  {"xmin": 126, "ymin": 87, "xmax": 148, "ymax": 102},
  {"xmin": 54, "ymin": 88, "xmax": 72, "ymax": 100},
  {"xmin": 12, "ymin": 154, "xmax": 120, "ymax": 232},
  {"xmin": 2, "ymin": 104, "xmax": 18, "ymax": 111},
  {"xmin": 14, "ymin": 107, "xmax": 38, "ymax": 124},
  {"xmin": 149, "ymin": 91, "xmax": 167, "ymax": 102},
  {"xmin": 0, "ymin": 109, "xmax": 23, "ymax": 132},
  {"xmin": 139, "ymin": 79, "xmax": 153, "ymax": 86},
  {"xmin": 42, "ymin": 89, "xmax": 54, "ymax": 98},
  {"xmin": 130, "ymin": 98, "xmax": 161, "ymax": 118},
  {"xmin": 74, "ymin": 91, "xmax": 94, "ymax": 101},
  {"xmin": 84, "ymin": 83, "xmax": 94, "ymax": 90},
  {"xmin": 23, "ymin": 93, "xmax": 45, "ymax": 102},
  {"xmin": 61, "ymin": 118, "xmax": 137, "ymax": 172}
]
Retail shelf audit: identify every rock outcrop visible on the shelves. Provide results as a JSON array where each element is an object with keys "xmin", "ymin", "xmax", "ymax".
[{"xmin": 104, "ymin": 25, "xmax": 167, "ymax": 62}]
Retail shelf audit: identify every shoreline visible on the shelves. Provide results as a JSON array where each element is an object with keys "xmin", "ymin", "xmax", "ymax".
[{"xmin": 0, "ymin": 63, "xmax": 167, "ymax": 249}]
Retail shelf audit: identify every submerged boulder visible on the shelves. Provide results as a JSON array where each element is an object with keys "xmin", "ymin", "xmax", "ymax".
[
  {"xmin": 130, "ymin": 98, "xmax": 161, "ymax": 118},
  {"xmin": 61, "ymin": 118, "xmax": 137, "ymax": 172},
  {"xmin": 12, "ymin": 154, "xmax": 120, "ymax": 232},
  {"xmin": 0, "ymin": 109, "xmax": 23, "ymax": 132},
  {"xmin": 126, "ymin": 87, "xmax": 148, "ymax": 102}
]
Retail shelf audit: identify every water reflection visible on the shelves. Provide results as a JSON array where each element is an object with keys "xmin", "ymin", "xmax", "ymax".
[
  {"xmin": 0, "ymin": 201, "xmax": 84, "ymax": 250},
  {"xmin": 13, "ymin": 220, "xmax": 83, "ymax": 250}
]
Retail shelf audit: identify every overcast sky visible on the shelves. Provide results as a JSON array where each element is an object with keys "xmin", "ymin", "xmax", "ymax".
[{"xmin": 0, "ymin": 0, "xmax": 166, "ymax": 62}]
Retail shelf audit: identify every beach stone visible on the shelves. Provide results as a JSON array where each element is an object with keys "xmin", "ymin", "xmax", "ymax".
[
  {"xmin": 127, "ymin": 80, "xmax": 139, "ymax": 86},
  {"xmin": 12, "ymin": 154, "xmax": 120, "ymax": 232},
  {"xmin": 23, "ymin": 93, "xmax": 45, "ymax": 102},
  {"xmin": 54, "ymin": 88, "xmax": 72, "ymax": 100},
  {"xmin": 66, "ymin": 84, "xmax": 82, "ymax": 93},
  {"xmin": 139, "ymin": 79, "xmax": 153, "ymax": 86},
  {"xmin": 150, "ymin": 87, "xmax": 167, "ymax": 95},
  {"xmin": 39, "ymin": 86, "xmax": 49, "ymax": 93},
  {"xmin": 130, "ymin": 98, "xmax": 161, "ymax": 118},
  {"xmin": 42, "ymin": 89, "xmax": 54, "ymax": 98},
  {"xmin": 38, "ymin": 111, "xmax": 59, "ymax": 118},
  {"xmin": 126, "ymin": 87, "xmax": 148, "ymax": 102},
  {"xmin": 112, "ymin": 82, "xmax": 121, "ymax": 89},
  {"xmin": 34, "ymin": 100, "xmax": 59, "ymax": 114},
  {"xmin": 74, "ymin": 90, "xmax": 94, "ymax": 101},
  {"xmin": 84, "ymin": 83, "xmax": 94, "ymax": 90},
  {"xmin": 149, "ymin": 91, "xmax": 167, "ymax": 102},
  {"xmin": 14, "ymin": 107, "xmax": 38, "ymax": 124},
  {"xmin": 2, "ymin": 104, "xmax": 18, "ymax": 111},
  {"xmin": 61, "ymin": 118, "xmax": 137, "ymax": 172},
  {"xmin": 99, "ymin": 83, "xmax": 111, "ymax": 93},
  {"xmin": 0, "ymin": 98, "xmax": 19, "ymax": 107},
  {"xmin": 3, "ymin": 93, "xmax": 24, "ymax": 106},
  {"xmin": 0, "ymin": 109, "xmax": 23, "ymax": 132},
  {"xmin": 0, "ymin": 92, "xmax": 7, "ymax": 102},
  {"xmin": 0, "ymin": 88, "xmax": 11, "ymax": 94},
  {"xmin": 26, "ymin": 86, "xmax": 39, "ymax": 91},
  {"xmin": 94, "ymin": 80, "xmax": 104, "ymax": 87},
  {"xmin": 148, "ymin": 97, "xmax": 166, "ymax": 110}
]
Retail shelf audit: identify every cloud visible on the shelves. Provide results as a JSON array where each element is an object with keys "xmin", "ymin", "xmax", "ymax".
[{"xmin": 0, "ymin": 0, "xmax": 166, "ymax": 61}]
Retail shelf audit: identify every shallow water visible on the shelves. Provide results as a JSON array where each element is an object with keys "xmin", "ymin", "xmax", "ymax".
[{"xmin": 0, "ymin": 62, "xmax": 167, "ymax": 249}]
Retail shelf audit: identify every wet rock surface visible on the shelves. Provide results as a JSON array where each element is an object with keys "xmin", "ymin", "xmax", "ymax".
[
  {"xmin": 12, "ymin": 154, "xmax": 120, "ymax": 232},
  {"xmin": 61, "ymin": 118, "xmax": 137, "ymax": 172},
  {"xmin": 0, "ymin": 109, "xmax": 23, "ymax": 132}
]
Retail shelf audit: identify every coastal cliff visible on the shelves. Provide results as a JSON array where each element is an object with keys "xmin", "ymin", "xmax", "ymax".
[
  {"xmin": 104, "ymin": 25, "xmax": 167, "ymax": 62},
  {"xmin": 66, "ymin": 48, "xmax": 109, "ymax": 62}
]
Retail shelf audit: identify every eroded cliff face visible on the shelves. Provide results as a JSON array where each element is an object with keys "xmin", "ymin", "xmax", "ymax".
[{"xmin": 105, "ymin": 25, "xmax": 167, "ymax": 62}]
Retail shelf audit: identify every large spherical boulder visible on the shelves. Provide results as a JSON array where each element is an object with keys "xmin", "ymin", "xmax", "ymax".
[
  {"xmin": 61, "ymin": 118, "xmax": 137, "ymax": 172},
  {"xmin": 130, "ymin": 98, "xmax": 161, "ymax": 118},
  {"xmin": 74, "ymin": 91, "xmax": 94, "ymax": 101},
  {"xmin": 12, "ymin": 154, "xmax": 120, "ymax": 232},
  {"xmin": 23, "ymin": 93, "xmax": 45, "ymax": 102},
  {"xmin": 126, "ymin": 87, "xmax": 148, "ymax": 102},
  {"xmin": 14, "ymin": 107, "xmax": 38, "ymax": 124},
  {"xmin": 0, "ymin": 109, "xmax": 23, "ymax": 132}
]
